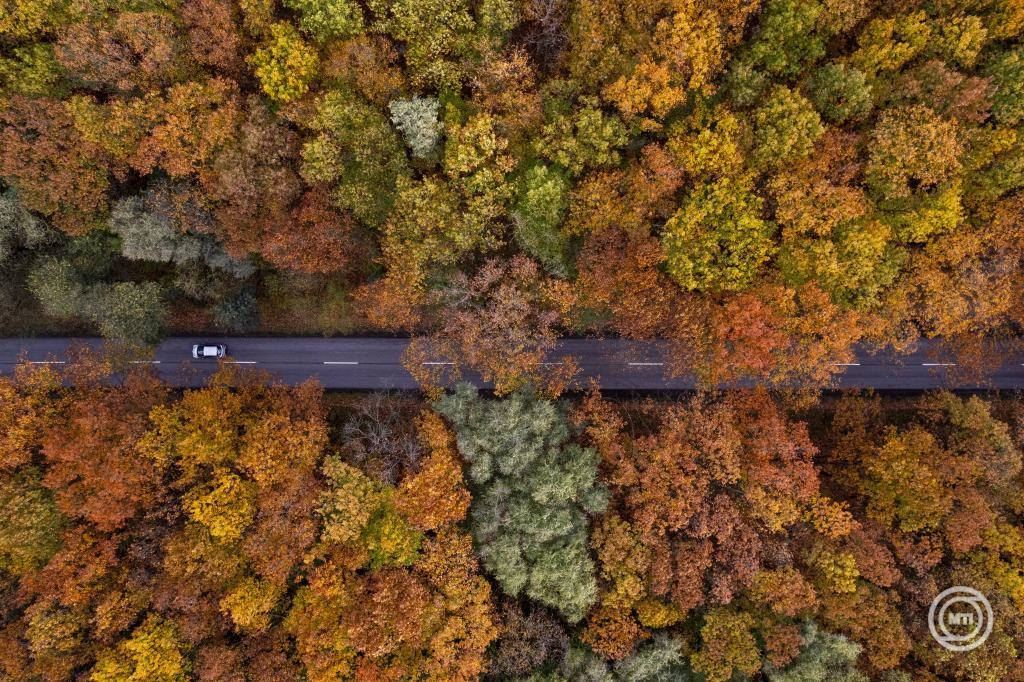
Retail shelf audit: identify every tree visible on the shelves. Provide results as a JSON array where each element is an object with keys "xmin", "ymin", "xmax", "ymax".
[
  {"xmin": 851, "ymin": 12, "xmax": 931, "ymax": 77},
  {"xmin": 932, "ymin": 14, "xmax": 987, "ymax": 69},
  {"xmin": 986, "ymin": 47, "xmax": 1024, "ymax": 126},
  {"xmin": 108, "ymin": 197, "xmax": 187, "ymax": 263},
  {"xmin": 779, "ymin": 219, "xmax": 902, "ymax": 308},
  {"xmin": 90, "ymin": 615, "xmax": 190, "ymax": 682},
  {"xmin": 691, "ymin": 608, "xmax": 761, "ymax": 682},
  {"xmin": 889, "ymin": 59, "xmax": 993, "ymax": 127},
  {"xmin": 748, "ymin": 568, "xmax": 819, "ymax": 617},
  {"xmin": 745, "ymin": 0, "xmax": 826, "ymax": 78},
  {"xmin": 434, "ymin": 384, "xmax": 607, "ymax": 622},
  {"xmin": 469, "ymin": 46, "xmax": 544, "ymax": 141},
  {"xmin": 322, "ymin": 35, "xmax": 406, "ymax": 106},
  {"xmin": 40, "ymin": 374, "xmax": 167, "ymax": 532},
  {"xmin": 602, "ymin": 57, "xmax": 685, "ymax": 130},
  {"xmin": 575, "ymin": 389, "xmax": 855, "ymax": 662},
  {"xmin": 27, "ymin": 257, "xmax": 85, "ymax": 320},
  {"xmin": 219, "ymin": 576, "xmax": 281, "ymax": 633},
  {"xmin": 878, "ymin": 183, "xmax": 964, "ymax": 244},
  {"xmin": 0, "ymin": 468, "xmax": 65, "ymax": 576},
  {"xmin": 488, "ymin": 602, "xmax": 568, "ymax": 677},
  {"xmin": 537, "ymin": 99, "xmax": 628, "ymax": 176},
  {"xmin": 283, "ymin": 0, "xmax": 364, "ymax": 43},
  {"xmin": 651, "ymin": 1, "xmax": 743, "ymax": 94},
  {"xmin": 247, "ymin": 22, "xmax": 319, "ymax": 103},
  {"xmin": 186, "ymin": 469, "xmax": 258, "ymax": 543},
  {"xmin": 365, "ymin": 0, "xmax": 474, "ymax": 88},
  {"xmin": 753, "ymin": 86, "xmax": 824, "ymax": 168},
  {"xmin": 765, "ymin": 621, "xmax": 867, "ymax": 682},
  {"xmin": 807, "ymin": 63, "xmax": 872, "ymax": 123},
  {"xmin": 289, "ymin": 407, "xmax": 496, "ymax": 681},
  {"xmin": 0, "ymin": 43, "xmax": 66, "ymax": 98},
  {"xmin": 260, "ymin": 189, "xmax": 354, "ymax": 274},
  {"xmin": 866, "ymin": 105, "xmax": 961, "ymax": 200},
  {"xmin": 408, "ymin": 256, "xmax": 576, "ymax": 396},
  {"xmin": 113, "ymin": 185, "xmax": 255, "ymax": 279},
  {"xmin": 108, "ymin": 196, "xmax": 250, "ymax": 277},
  {"xmin": 85, "ymin": 282, "xmax": 166, "ymax": 345},
  {"xmin": 301, "ymin": 89, "xmax": 410, "ymax": 227},
  {"xmin": 442, "ymin": 112, "xmax": 516, "ymax": 236},
  {"xmin": 666, "ymin": 106, "xmax": 746, "ymax": 180},
  {"xmin": 181, "ymin": 0, "xmax": 247, "ymax": 77},
  {"xmin": 0, "ymin": 363, "xmax": 62, "ymax": 470},
  {"xmin": 477, "ymin": 0, "xmax": 519, "ymax": 37},
  {"xmin": 316, "ymin": 454, "xmax": 388, "ymax": 545},
  {"xmin": 0, "ymin": 96, "xmax": 110, "ymax": 233},
  {"xmin": 395, "ymin": 411, "xmax": 471, "ymax": 531},
  {"xmin": 375, "ymin": 174, "xmax": 470, "ymax": 276},
  {"xmin": 662, "ymin": 175, "xmax": 776, "ymax": 292},
  {"xmin": 572, "ymin": 225, "xmax": 688, "ymax": 341},
  {"xmin": 338, "ymin": 391, "xmax": 424, "ymax": 484},
  {"xmin": 135, "ymin": 377, "xmax": 328, "ymax": 643},
  {"xmin": 388, "ymin": 96, "xmax": 442, "ymax": 159},
  {"xmin": 0, "ymin": 0, "xmax": 72, "ymax": 39},
  {"xmin": 213, "ymin": 291, "xmax": 261, "ymax": 333},
  {"xmin": 614, "ymin": 634, "xmax": 693, "ymax": 681},
  {"xmin": 132, "ymin": 78, "xmax": 243, "ymax": 179},
  {"xmin": 817, "ymin": 584, "xmax": 910, "ymax": 670},
  {"xmin": 205, "ymin": 100, "xmax": 302, "ymax": 258},
  {"xmin": 512, "ymin": 164, "xmax": 571, "ymax": 275},
  {"xmin": 55, "ymin": 10, "xmax": 188, "ymax": 93},
  {"xmin": 24, "ymin": 599, "xmax": 88, "ymax": 679}
]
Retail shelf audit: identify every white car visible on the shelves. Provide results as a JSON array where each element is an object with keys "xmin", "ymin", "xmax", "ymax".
[{"xmin": 192, "ymin": 344, "xmax": 226, "ymax": 359}]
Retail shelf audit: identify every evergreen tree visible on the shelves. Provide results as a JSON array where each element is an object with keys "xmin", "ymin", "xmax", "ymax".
[
  {"xmin": 766, "ymin": 622, "xmax": 868, "ymax": 682},
  {"xmin": 388, "ymin": 96, "xmax": 443, "ymax": 159},
  {"xmin": 434, "ymin": 384, "xmax": 607, "ymax": 622}
]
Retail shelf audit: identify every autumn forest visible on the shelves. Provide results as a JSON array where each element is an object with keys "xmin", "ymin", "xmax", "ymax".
[
  {"xmin": 3, "ymin": 0, "xmax": 1024, "ymax": 680},
  {"xmin": 0, "ymin": 0, "xmax": 1022, "ymax": 384},
  {"xmin": 3, "ymin": 356, "xmax": 1024, "ymax": 681}
]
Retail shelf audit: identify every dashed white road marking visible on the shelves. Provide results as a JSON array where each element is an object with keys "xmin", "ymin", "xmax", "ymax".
[
  {"xmin": 130, "ymin": 360, "xmax": 161, "ymax": 364},
  {"xmin": 422, "ymin": 361, "xmax": 454, "ymax": 366},
  {"xmin": 323, "ymin": 361, "xmax": 359, "ymax": 365},
  {"xmin": 28, "ymin": 360, "xmax": 65, "ymax": 364},
  {"xmin": 224, "ymin": 360, "xmax": 257, "ymax": 364},
  {"xmin": 922, "ymin": 363, "xmax": 956, "ymax": 367},
  {"xmin": 628, "ymin": 362, "xmax": 664, "ymax": 366},
  {"xmin": 833, "ymin": 363, "xmax": 861, "ymax": 366}
]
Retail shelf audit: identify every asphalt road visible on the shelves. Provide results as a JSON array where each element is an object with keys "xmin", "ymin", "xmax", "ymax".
[{"xmin": 0, "ymin": 337, "xmax": 1022, "ymax": 390}]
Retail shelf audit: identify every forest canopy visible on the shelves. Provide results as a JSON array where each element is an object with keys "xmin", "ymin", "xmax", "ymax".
[
  {"xmin": 4, "ymin": 1, "xmax": 1024, "ymax": 680},
  {"xmin": 1, "ymin": 0, "xmax": 1023, "ymax": 387},
  {"xmin": 1, "ymin": 358, "xmax": 1024, "ymax": 680}
]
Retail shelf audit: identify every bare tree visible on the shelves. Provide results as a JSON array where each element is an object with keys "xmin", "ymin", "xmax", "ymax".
[
  {"xmin": 340, "ymin": 391, "xmax": 424, "ymax": 484},
  {"xmin": 516, "ymin": 0, "xmax": 569, "ymax": 71}
]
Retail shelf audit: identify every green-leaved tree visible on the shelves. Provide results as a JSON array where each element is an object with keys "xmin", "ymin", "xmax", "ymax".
[{"xmin": 434, "ymin": 384, "xmax": 607, "ymax": 622}]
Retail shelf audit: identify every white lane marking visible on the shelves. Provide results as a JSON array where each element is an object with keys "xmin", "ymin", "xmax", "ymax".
[
  {"xmin": 422, "ymin": 361, "xmax": 454, "ymax": 365},
  {"xmin": 628, "ymin": 362, "xmax": 664, "ymax": 366},
  {"xmin": 29, "ymin": 360, "xmax": 65, "ymax": 364},
  {"xmin": 224, "ymin": 360, "xmax": 257, "ymax": 364},
  {"xmin": 130, "ymin": 360, "xmax": 161, "ymax": 364},
  {"xmin": 541, "ymin": 362, "xmax": 563, "ymax": 365},
  {"xmin": 324, "ymin": 361, "xmax": 359, "ymax": 365},
  {"xmin": 922, "ymin": 363, "xmax": 956, "ymax": 367},
  {"xmin": 833, "ymin": 363, "xmax": 861, "ymax": 366}
]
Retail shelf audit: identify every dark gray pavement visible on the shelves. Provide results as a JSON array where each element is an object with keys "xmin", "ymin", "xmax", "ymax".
[{"xmin": 1, "ymin": 337, "xmax": 1022, "ymax": 390}]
